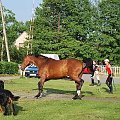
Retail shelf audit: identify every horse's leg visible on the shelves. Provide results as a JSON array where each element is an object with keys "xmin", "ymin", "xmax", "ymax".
[
  {"xmin": 71, "ymin": 76, "xmax": 84, "ymax": 100},
  {"xmin": 78, "ymin": 74, "xmax": 84, "ymax": 93},
  {"xmin": 76, "ymin": 79, "xmax": 84, "ymax": 95},
  {"xmin": 72, "ymin": 79, "xmax": 84, "ymax": 100},
  {"xmin": 35, "ymin": 77, "xmax": 45, "ymax": 98}
]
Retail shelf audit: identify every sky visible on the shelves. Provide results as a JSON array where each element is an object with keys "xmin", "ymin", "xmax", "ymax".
[{"xmin": 2, "ymin": 0, "xmax": 43, "ymax": 22}]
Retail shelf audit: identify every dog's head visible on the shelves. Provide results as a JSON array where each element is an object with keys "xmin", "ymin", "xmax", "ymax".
[{"xmin": 0, "ymin": 80, "xmax": 4, "ymax": 89}]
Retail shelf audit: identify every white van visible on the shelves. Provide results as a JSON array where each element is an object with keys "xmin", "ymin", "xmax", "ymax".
[{"xmin": 41, "ymin": 54, "xmax": 60, "ymax": 60}]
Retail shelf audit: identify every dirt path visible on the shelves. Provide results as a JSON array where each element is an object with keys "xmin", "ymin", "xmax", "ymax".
[
  {"xmin": 13, "ymin": 90, "xmax": 120, "ymax": 103},
  {"xmin": 0, "ymin": 76, "xmax": 20, "ymax": 81}
]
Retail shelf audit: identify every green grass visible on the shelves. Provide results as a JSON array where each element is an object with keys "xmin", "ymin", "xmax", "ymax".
[{"xmin": 0, "ymin": 78, "xmax": 120, "ymax": 120}]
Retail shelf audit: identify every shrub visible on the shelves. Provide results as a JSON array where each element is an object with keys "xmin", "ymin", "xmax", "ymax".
[{"xmin": 0, "ymin": 62, "xmax": 19, "ymax": 74}]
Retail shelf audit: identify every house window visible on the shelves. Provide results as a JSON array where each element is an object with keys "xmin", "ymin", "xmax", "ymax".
[{"xmin": 19, "ymin": 43, "xmax": 24, "ymax": 48}]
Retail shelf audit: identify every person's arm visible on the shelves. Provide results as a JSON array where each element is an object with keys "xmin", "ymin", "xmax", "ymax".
[{"xmin": 102, "ymin": 66, "xmax": 106, "ymax": 73}]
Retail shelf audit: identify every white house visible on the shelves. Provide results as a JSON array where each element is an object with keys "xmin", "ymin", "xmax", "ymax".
[{"xmin": 14, "ymin": 31, "xmax": 28, "ymax": 49}]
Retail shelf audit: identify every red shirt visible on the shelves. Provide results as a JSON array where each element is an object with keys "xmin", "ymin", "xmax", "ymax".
[{"xmin": 105, "ymin": 64, "xmax": 112, "ymax": 74}]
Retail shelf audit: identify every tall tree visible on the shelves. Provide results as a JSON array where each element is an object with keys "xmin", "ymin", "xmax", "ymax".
[
  {"xmin": 32, "ymin": 0, "xmax": 120, "ymax": 65},
  {"xmin": 92, "ymin": 0, "xmax": 120, "ymax": 65},
  {"xmin": 33, "ymin": 0, "xmax": 94, "ymax": 59}
]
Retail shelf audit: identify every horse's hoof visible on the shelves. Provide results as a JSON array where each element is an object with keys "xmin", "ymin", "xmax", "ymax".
[
  {"xmin": 34, "ymin": 94, "xmax": 43, "ymax": 99},
  {"xmin": 13, "ymin": 112, "xmax": 17, "ymax": 116},
  {"xmin": 35, "ymin": 96, "xmax": 42, "ymax": 99},
  {"xmin": 34, "ymin": 95, "xmax": 39, "ymax": 99},
  {"xmin": 72, "ymin": 95, "xmax": 82, "ymax": 100}
]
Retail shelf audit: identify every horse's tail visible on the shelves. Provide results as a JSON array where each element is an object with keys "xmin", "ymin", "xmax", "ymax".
[{"xmin": 83, "ymin": 58, "xmax": 93, "ymax": 73}]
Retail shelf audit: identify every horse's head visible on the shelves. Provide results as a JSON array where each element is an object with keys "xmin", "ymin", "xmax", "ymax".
[
  {"xmin": 21, "ymin": 55, "xmax": 34, "ymax": 71},
  {"xmin": 21, "ymin": 54, "xmax": 49, "ymax": 71},
  {"xmin": 83, "ymin": 58, "xmax": 93, "ymax": 73}
]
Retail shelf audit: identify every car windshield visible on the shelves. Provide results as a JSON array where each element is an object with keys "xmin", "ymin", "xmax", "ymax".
[
  {"xmin": 27, "ymin": 65, "xmax": 38, "ymax": 68},
  {"xmin": 29, "ymin": 66, "xmax": 37, "ymax": 68}
]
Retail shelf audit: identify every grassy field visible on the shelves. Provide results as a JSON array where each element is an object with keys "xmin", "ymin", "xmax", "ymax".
[{"xmin": 0, "ymin": 77, "xmax": 120, "ymax": 120}]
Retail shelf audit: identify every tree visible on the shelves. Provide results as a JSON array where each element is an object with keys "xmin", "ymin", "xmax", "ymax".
[
  {"xmin": 31, "ymin": 0, "xmax": 120, "ymax": 65},
  {"xmin": 33, "ymin": 0, "xmax": 94, "ymax": 59},
  {"xmin": 92, "ymin": 0, "xmax": 120, "ymax": 65}
]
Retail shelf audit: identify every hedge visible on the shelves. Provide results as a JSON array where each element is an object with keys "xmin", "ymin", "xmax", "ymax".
[{"xmin": 0, "ymin": 62, "xmax": 19, "ymax": 74}]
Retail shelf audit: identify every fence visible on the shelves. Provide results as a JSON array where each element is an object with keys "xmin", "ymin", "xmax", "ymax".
[{"xmin": 99, "ymin": 65, "xmax": 120, "ymax": 77}]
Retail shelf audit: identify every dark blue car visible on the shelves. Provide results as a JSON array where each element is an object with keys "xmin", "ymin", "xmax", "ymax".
[{"xmin": 25, "ymin": 65, "xmax": 39, "ymax": 77}]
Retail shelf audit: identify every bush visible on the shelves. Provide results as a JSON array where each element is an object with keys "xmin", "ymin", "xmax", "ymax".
[{"xmin": 0, "ymin": 62, "xmax": 19, "ymax": 74}]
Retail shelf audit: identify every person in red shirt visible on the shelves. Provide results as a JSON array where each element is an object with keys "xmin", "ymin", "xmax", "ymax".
[{"xmin": 104, "ymin": 59, "xmax": 113, "ymax": 93}]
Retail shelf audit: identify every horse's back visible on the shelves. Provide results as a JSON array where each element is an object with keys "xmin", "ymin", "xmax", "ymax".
[
  {"xmin": 42, "ymin": 59, "xmax": 68, "ymax": 78},
  {"xmin": 47, "ymin": 58, "xmax": 83, "ymax": 69},
  {"xmin": 40, "ymin": 58, "xmax": 83, "ymax": 79},
  {"xmin": 66, "ymin": 59, "xmax": 83, "ymax": 75},
  {"xmin": 67, "ymin": 58, "xmax": 83, "ymax": 66}
]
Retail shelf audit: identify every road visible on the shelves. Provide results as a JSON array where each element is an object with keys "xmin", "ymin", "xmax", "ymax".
[
  {"xmin": 82, "ymin": 74, "xmax": 120, "ymax": 84},
  {"xmin": 0, "ymin": 74, "xmax": 120, "ymax": 84}
]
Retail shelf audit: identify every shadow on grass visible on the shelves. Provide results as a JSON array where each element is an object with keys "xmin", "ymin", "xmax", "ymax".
[
  {"xmin": 44, "ymin": 87, "xmax": 75, "ymax": 95},
  {"xmin": 82, "ymin": 91, "xmax": 95, "ymax": 95},
  {"xmin": 102, "ymin": 87, "xmax": 110, "ymax": 93},
  {"xmin": 42, "ymin": 88, "xmax": 94, "ymax": 97},
  {"xmin": 14, "ymin": 102, "xmax": 25, "ymax": 116}
]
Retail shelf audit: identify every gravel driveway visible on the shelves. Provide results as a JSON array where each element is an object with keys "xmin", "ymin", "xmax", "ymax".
[
  {"xmin": 0, "ymin": 76, "xmax": 20, "ymax": 81},
  {"xmin": 82, "ymin": 74, "xmax": 120, "ymax": 84},
  {"xmin": 0, "ymin": 74, "xmax": 119, "ymax": 84}
]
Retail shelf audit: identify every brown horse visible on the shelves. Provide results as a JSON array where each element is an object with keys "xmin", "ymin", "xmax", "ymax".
[{"xmin": 21, "ymin": 55, "xmax": 93, "ymax": 100}]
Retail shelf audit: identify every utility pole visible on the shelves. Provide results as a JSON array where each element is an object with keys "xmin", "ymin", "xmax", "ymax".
[
  {"xmin": 0, "ymin": 0, "xmax": 10, "ymax": 62},
  {"xmin": 27, "ymin": 0, "xmax": 35, "ymax": 55},
  {"xmin": 1, "ymin": 36, "xmax": 4, "ymax": 61}
]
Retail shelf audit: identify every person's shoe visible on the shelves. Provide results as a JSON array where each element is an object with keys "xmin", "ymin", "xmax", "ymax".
[
  {"xmin": 97, "ymin": 82, "xmax": 101, "ymax": 86},
  {"xmin": 89, "ymin": 83, "xmax": 94, "ymax": 86},
  {"xmin": 97, "ymin": 81, "xmax": 101, "ymax": 86},
  {"xmin": 109, "ymin": 86, "xmax": 113, "ymax": 94}
]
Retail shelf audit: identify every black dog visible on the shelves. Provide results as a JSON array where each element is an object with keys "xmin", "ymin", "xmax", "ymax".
[
  {"xmin": 0, "ymin": 80, "xmax": 20, "ymax": 115},
  {"xmin": 0, "ymin": 92, "xmax": 16, "ymax": 115}
]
